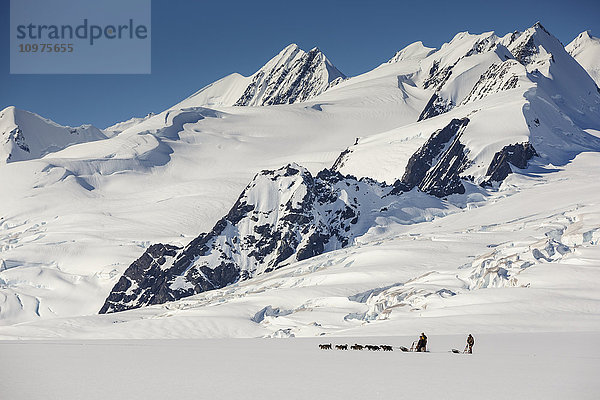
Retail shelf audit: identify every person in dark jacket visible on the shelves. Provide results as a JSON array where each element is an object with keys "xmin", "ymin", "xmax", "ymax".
[
  {"xmin": 466, "ymin": 334, "xmax": 474, "ymax": 354},
  {"xmin": 416, "ymin": 332, "xmax": 428, "ymax": 352}
]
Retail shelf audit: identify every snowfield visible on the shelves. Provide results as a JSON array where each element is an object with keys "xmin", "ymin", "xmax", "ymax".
[
  {"xmin": 1, "ymin": 333, "xmax": 599, "ymax": 400},
  {"xmin": 1, "ymin": 22, "xmax": 600, "ymax": 399}
]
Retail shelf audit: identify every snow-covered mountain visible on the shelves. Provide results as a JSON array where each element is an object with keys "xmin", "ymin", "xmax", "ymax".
[
  {"xmin": 1, "ymin": 22, "xmax": 600, "ymax": 342},
  {"xmin": 567, "ymin": 30, "xmax": 600, "ymax": 87},
  {"xmin": 100, "ymin": 164, "xmax": 454, "ymax": 313},
  {"xmin": 0, "ymin": 106, "xmax": 106, "ymax": 164},
  {"xmin": 174, "ymin": 44, "xmax": 345, "ymax": 108},
  {"xmin": 97, "ymin": 21, "xmax": 600, "ymax": 313},
  {"xmin": 337, "ymin": 22, "xmax": 600, "ymax": 184}
]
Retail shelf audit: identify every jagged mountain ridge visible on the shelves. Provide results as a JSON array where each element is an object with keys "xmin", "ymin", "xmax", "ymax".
[
  {"xmin": 336, "ymin": 22, "xmax": 600, "ymax": 186},
  {"xmin": 414, "ymin": 22, "xmax": 600, "ymax": 127},
  {"xmin": 235, "ymin": 45, "xmax": 346, "ymax": 106}
]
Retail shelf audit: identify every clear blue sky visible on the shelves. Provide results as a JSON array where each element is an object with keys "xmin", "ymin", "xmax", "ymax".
[{"xmin": 1, "ymin": 0, "xmax": 599, "ymax": 128}]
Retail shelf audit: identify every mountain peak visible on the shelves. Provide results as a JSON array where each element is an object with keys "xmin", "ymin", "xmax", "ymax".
[
  {"xmin": 566, "ymin": 30, "xmax": 600, "ymax": 86},
  {"xmin": 578, "ymin": 30, "xmax": 592, "ymax": 39},
  {"xmin": 234, "ymin": 44, "xmax": 345, "ymax": 106},
  {"xmin": 532, "ymin": 21, "xmax": 550, "ymax": 35},
  {"xmin": 507, "ymin": 22, "xmax": 563, "ymax": 66},
  {"xmin": 283, "ymin": 43, "xmax": 299, "ymax": 50}
]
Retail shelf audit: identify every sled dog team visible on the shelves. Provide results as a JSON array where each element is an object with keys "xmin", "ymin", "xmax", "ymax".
[{"xmin": 319, "ymin": 333, "xmax": 475, "ymax": 354}]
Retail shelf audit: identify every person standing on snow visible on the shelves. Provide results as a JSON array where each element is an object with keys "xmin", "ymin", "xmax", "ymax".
[
  {"xmin": 466, "ymin": 334, "xmax": 474, "ymax": 354},
  {"xmin": 416, "ymin": 332, "xmax": 428, "ymax": 352}
]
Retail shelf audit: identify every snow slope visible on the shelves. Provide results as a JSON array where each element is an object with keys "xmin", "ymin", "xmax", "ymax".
[
  {"xmin": 567, "ymin": 30, "xmax": 600, "ymax": 87},
  {"xmin": 0, "ymin": 106, "xmax": 106, "ymax": 164},
  {"xmin": 0, "ymin": 48, "xmax": 428, "ymax": 325},
  {"xmin": 103, "ymin": 112, "xmax": 156, "ymax": 136},
  {"xmin": 1, "ymin": 150, "xmax": 599, "ymax": 340}
]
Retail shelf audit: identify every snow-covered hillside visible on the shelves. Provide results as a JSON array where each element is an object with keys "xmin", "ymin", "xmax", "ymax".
[
  {"xmin": 1, "ymin": 21, "xmax": 599, "ymax": 350},
  {"xmin": 567, "ymin": 30, "xmax": 600, "ymax": 87},
  {"xmin": 0, "ymin": 106, "xmax": 106, "ymax": 164},
  {"xmin": 103, "ymin": 113, "xmax": 156, "ymax": 136}
]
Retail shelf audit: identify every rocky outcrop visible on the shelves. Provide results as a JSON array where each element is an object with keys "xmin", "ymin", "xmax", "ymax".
[
  {"xmin": 461, "ymin": 60, "xmax": 521, "ymax": 105},
  {"xmin": 397, "ymin": 118, "xmax": 470, "ymax": 197},
  {"xmin": 418, "ymin": 94, "xmax": 454, "ymax": 121},
  {"xmin": 423, "ymin": 60, "xmax": 454, "ymax": 91},
  {"xmin": 509, "ymin": 22, "xmax": 551, "ymax": 65},
  {"xmin": 99, "ymin": 244, "xmax": 182, "ymax": 314},
  {"xmin": 481, "ymin": 142, "xmax": 538, "ymax": 187}
]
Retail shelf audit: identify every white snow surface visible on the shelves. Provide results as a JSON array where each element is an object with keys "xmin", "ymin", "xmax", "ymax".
[
  {"xmin": 103, "ymin": 113, "xmax": 156, "ymax": 136},
  {"xmin": 0, "ymin": 106, "xmax": 106, "ymax": 164},
  {"xmin": 567, "ymin": 30, "xmax": 600, "ymax": 86},
  {"xmin": 1, "ymin": 333, "xmax": 598, "ymax": 400}
]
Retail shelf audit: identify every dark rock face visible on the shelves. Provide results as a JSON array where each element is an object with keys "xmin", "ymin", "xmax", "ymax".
[
  {"xmin": 99, "ymin": 244, "xmax": 182, "ymax": 314},
  {"xmin": 11, "ymin": 128, "xmax": 30, "ymax": 153},
  {"xmin": 101, "ymin": 164, "xmax": 398, "ymax": 314},
  {"xmin": 464, "ymin": 36, "xmax": 498, "ymax": 57},
  {"xmin": 399, "ymin": 118, "xmax": 470, "ymax": 196},
  {"xmin": 461, "ymin": 60, "xmax": 520, "ymax": 105},
  {"xmin": 418, "ymin": 94, "xmax": 454, "ymax": 121},
  {"xmin": 511, "ymin": 34, "xmax": 537, "ymax": 65},
  {"xmin": 481, "ymin": 142, "xmax": 538, "ymax": 186},
  {"xmin": 509, "ymin": 23, "xmax": 551, "ymax": 66},
  {"xmin": 419, "ymin": 36, "xmax": 501, "ymax": 120},
  {"xmin": 331, "ymin": 148, "xmax": 352, "ymax": 172},
  {"xmin": 423, "ymin": 60, "xmax": 454, "ymax": 90}
]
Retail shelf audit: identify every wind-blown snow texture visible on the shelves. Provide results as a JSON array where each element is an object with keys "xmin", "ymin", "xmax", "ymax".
[{"xmin": 1, "ymin": 22, "xmax": 600, "ymax": 357}]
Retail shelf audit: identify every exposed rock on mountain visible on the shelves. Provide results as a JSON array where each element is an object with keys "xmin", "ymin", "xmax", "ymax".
[
  {"xmin": 481, "ymin": 143, "xmax": 538, "ymax": 187},
  {"xmin": 461, "ymin": 60, "xmax": 521, "ymax": 105},
  {"xmin": 399, "ymin": 118, "xmax": 470, "ymax": 196},
  {"xmin": 418, "ymin": 93, "xmax": 454, "ymax": 121},
  {"xmin": 99, "ymin": 244, "xmax": 182, "ymax": 314}
]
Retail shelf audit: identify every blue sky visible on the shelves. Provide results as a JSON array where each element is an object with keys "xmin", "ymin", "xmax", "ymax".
[{"xmin": 1, "ymin": 0, "xmax": 599, "ymax": 128}]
